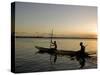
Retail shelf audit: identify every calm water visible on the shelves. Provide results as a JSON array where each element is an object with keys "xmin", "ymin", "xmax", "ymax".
[{"xmin": 15, "ymin": 38, "xmax": 97, "ymax": 73}]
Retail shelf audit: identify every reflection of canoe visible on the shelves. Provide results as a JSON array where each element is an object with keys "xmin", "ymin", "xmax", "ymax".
[
  {"xmin": 35, "ymin": 46, "xmax": 92, "ymax": 57},
  {"xmin": 35, "ymin": 46, "xmax": 96, "ymax": 68}
]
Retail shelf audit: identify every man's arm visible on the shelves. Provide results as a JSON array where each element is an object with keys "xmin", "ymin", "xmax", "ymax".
[
  {"xmin": 51, "ymin": 41, "xmax": 54, "ymax": 44},
  {"xmin": 50, "ymin": 42, "xmax": 54, "ymax": 46}
]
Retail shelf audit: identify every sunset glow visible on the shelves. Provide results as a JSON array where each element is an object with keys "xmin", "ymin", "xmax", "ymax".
[{"xmin": 15, "ymin": 2, "xmax": 97, "ymax": 38}]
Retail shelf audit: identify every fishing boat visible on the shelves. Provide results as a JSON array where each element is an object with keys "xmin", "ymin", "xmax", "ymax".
[
  {"xmin": 35, "ymin": 28, "xmax": 95, "ymax": 58},
  {"xmin": 35, "ymin": 29, "xmax": 96, "ymax": 68},
  {"xmin": 35, "ymin": 46, "xmax": 93, "ymax": 58}
]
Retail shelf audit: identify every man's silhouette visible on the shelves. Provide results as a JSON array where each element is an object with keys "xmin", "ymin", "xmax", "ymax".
[
  {"xmin": 76, "ymin": 42, "xmax": 86, "ymax": 68},
  {"xmin": 50, "ymin": 41, "xmax": 57, "ymax": 64},
  {"xmin": 51, "ymin": 41, "xmax": 57, "ymax": 50},
  {"xmin": 80, "ymin": 42, "xmax": 85, "ymax": 53}
]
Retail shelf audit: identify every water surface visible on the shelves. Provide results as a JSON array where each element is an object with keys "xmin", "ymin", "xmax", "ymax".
[{"xmin": 15, "ymin": 38, "xmax": 97, "ymax": 73}]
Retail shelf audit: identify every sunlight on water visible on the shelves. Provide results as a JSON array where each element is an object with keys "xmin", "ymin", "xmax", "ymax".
[
  {"xmin": 15, "ymin": 38, "xmax": 97, "ymax": 72},
  {"xmin": 16, "ymin": 38, "xmax": 97, "ymax": 52}
]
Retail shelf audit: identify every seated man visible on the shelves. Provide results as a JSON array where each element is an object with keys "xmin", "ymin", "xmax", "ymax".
[
  {"xmin": 50, "ymin": 41, "xmax": 57, "ymax": 51},
  {"xmin": 50, "ymin": 41, "xmax": 57, "ymax": 64}
]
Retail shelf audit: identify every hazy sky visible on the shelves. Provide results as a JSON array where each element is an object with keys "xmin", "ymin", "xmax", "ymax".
[{"xmin": 15, "ymin": 2, "xmax": 97, "ymax": 37}]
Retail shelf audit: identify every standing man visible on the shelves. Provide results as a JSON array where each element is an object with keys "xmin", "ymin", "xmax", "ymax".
[
  {"xmin": 76, "ymin": 42, "xmax": 86, "ymax": 68},
  {"xmin": 80, "ymin": 42, "xmax": 85, "ymax": 53}
]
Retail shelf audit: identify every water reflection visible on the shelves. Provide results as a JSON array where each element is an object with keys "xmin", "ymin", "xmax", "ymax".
[
  {"xmin": 35, "ymin": 41, "xmax": 96, "ymax": 69},
  {"xmin": 15, "ymin": 38, "xmax": 97, "ymax": 72}
]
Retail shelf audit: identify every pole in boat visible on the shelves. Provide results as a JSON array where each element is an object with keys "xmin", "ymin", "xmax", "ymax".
[
  {"xmin": 50, "ymin": 28, "xmax": 53, "ymax": 48},
  {"xmin": 49, "ymin": 27, "xmax": 57, "ymax": 64},
  {"xmin": 50, "ymin": 27, "xmax": 54, "ymax": 64}
]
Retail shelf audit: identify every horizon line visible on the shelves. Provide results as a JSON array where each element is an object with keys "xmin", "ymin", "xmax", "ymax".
[{"xmin": 15, "ymin": 36, "xmax": 97, "ymax": 39}]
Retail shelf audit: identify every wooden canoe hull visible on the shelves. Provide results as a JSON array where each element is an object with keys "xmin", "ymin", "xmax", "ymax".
[{"xmin": 35, "ymin": 46, "xmax": 90, "ymax": 58}]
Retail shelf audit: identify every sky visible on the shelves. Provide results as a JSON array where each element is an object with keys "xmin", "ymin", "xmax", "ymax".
[{"xmin": 15, "ymin": 2, "xmax": 97, "ymax": 37}]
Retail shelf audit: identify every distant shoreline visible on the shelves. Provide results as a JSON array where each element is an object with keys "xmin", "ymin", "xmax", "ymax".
[{"xmin": 15, "ymin": 36, "xmax": 97, "ymax": 39}]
